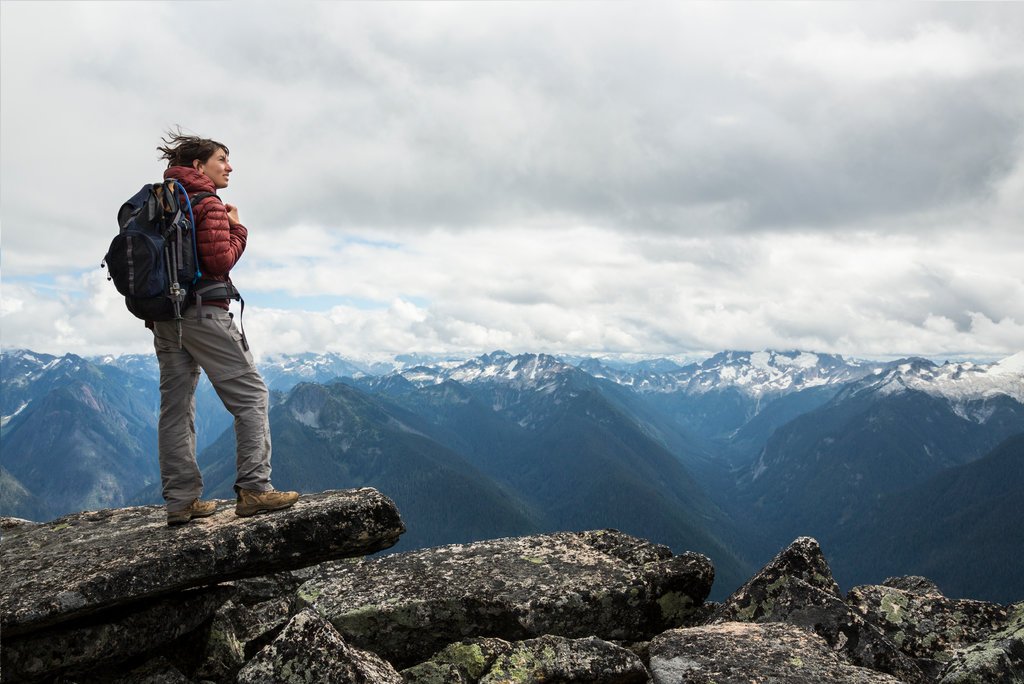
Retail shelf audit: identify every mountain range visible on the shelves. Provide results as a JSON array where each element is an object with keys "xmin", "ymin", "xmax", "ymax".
[{"xmin": 2, "ymin": 347, "xmax": 1021, "ymax": 601}]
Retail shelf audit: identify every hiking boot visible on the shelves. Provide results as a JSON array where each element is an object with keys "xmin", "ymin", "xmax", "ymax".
[
  {"xmin": 235, "ymin": 489, "xmax": 300, "ymax": 517},
  {"xmin": 167, "ymin": 498, "xmax": 218, "ymax": 526}
]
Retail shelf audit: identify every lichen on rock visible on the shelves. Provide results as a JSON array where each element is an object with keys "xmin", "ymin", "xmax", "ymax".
[
  {"xmin": 848, "ymin": 580, "xmax": 1011, "ymax": 669},
  {"xmin": 0, "ymin": 488, "xmax": 404, "ymax": 637},
  {"xmin": 403, "ymin": 635, "xmax": 647, "ymax": 684},
  {"xmin": 479, "ymin": 635, "xmax": 648, "ymax": 684},
  {"xmin": 1, "ymin": 585, "xmax": 234, "ymax": 682},
  {"xmin": 712, "ymin": 537, "xmax": 924, "ymax": 683},
  {"xmin": 649, "ymin": 622, "xmax": 906, "ymax": 683},
  {"xmin": 402, "ymin": 638, "xmax": 512, "ymax": 684},
  {"xmin": 236, "ymin": 608, "xmax": 402, "ymax": 684},
  {"xmin": 936, "ymin": 601, "xmax": 1024, "ymax": 684},
  {"xmin": 301, "ymin": 529, "xmax": 713, "ymax": 667}
]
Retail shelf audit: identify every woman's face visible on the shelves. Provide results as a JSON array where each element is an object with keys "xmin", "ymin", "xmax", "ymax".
[{"xmin": 193, "ymin": 148, "xmax": 232, "ymax": 189}]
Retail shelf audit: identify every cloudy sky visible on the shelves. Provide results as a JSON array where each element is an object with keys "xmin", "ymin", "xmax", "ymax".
[{"xmin": 3, "ymin": 2, "xmax": 1023, "ymax": 363}]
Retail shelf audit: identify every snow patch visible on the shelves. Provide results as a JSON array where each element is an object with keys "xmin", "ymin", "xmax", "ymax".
[
  {"xmin": 792, "ymin": 352, "xmax": 819, "ymax": 369},
  {"xmin": 903, "ymin": 359, "xmax": 1023, "ymax": 403},
  {"xmin": 751, "ymin": 455, "xmax": 768, "ymax": 481},
  {"xmin": 1, "ymin": 401, "xmax": 30, "ymax": 427},
  {"xmin": 292, "ymin": 409, "xmax": 320, "ymax": 428},
  {"xmin": 989, "ymin": 351, "xmax": 1024, "ymax": 376}
]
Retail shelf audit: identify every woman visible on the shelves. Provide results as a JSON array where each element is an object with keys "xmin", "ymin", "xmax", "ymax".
[{"xmin": 154, "ymin": 130, "xmax": 298, "ymax": 526}]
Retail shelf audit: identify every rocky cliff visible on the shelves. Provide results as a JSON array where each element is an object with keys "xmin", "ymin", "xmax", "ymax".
[{"xmin": 1, "ymin": 490, "xmax": 1020, "ymax": 683}]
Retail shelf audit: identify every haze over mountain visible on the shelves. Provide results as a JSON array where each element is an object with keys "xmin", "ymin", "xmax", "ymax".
[
  {"xmin": 736, "ymin": 358, "xmax": 1024, "ymax": 559},
  {"xmin": 2, "ymin": 347, "xmax": 1021, "ymax": 601},
  {"xmin": 833, "ymin": 432, "xmax": 1024, "ymax": 604}
]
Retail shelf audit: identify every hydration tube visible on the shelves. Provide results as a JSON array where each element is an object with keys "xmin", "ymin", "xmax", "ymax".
[{"xmin": 171, "ymin": 179, "xmax": 203, "ymax": 283}]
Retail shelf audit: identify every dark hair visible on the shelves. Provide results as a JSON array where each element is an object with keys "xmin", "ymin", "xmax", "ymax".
[{"xmin": 157, "ymin": 127, "xmax": 230, "ymax": 167}]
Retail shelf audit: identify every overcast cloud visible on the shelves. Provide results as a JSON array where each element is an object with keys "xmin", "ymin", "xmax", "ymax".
[{"xmin": 3, "ymin": 2, "xmax": 1023, "ymax": 362}]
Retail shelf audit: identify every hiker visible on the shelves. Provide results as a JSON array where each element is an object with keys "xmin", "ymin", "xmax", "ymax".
[{"xmin": 152, "ymin": 130, "xmax": 298, "ymax": 526}]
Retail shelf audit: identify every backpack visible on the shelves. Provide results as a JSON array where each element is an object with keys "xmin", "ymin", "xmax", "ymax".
[{"xmin": 101, "ymin": 180, "xmax": 241, "ymax": 345}]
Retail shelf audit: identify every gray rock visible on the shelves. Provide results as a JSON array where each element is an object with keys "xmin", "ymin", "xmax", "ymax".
[
  {"xmin": 402, "ymin": 638, "xmax": 512, "ymax": 684},
  {"xmin": 193, "ymin": 600, "xmax": 247, "ymax": 682},
  {"xmin": 848, "ymin": 582, "xmax": 1011, "ymax": 666},
  {"xmin": 402, "ymin": 635, "xmax": 648, "ymax": 684},
  {"xmin": 301, "ymin": 529, "xmax": 713, "ymax": 667},
  {"xmin": 0, "ymin": 488, "xmax": 404, "ymax": 637},
  {"xmin": 236, "ymin": 608, "xmax": 402, "ymax": 684},
  {"xmin": 104, "ymin": 656, "xmax": 193, "ymax": 684},
  {"xmin": 0, "ymin": 516, "xmax": 39, "ymax": 532},
  {"xmin": 727, "ymin": 536, "xmax": 842, "ymax": 602},
  {"xmin": 576, "ymin": 529, "xmax": 675, "ymax": 565},
  {"xmin": 193, "ymin": 594, "xmax": 295, "ymax": 681},
  {"xmin": 192, "ymin": 568, "xmax": 307, "ymax": 680},
  {"xmin": 228, "ymin": 571, "xmax": 305, "ymax": 606},
  {"xmin": 712, "ymin": 537, "xmax": 923, "ymax": 683},
  {"xmin": 1, "ymin": 585, "xmax": 233, "ymax": 683},
  {"xmin": 649, "ymin": 622, "xmax": 905, "ymax": 683},
  {"xmin": 403, "ymin": 660, "xmax": 470, "ymax": 684},
  {"xmin": 882, "ymin": 575, "xmax": 944, "ymax": 596},
  {"xmin": 479, "ymin": 635, "xmax": 649, "ymax": 684},
  {"xmin": 229, "ymin": 595, "xmax": 294, "ymax": 648},
  {"xmin": 938, "ymin": 601, "xmax": 1024, "ymax": 684}
]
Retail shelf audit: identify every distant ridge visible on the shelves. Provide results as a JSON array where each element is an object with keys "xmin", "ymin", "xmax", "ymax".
[{"xmin": 2, "ymin": 347, "xmax": 1021, "ymax": 602}]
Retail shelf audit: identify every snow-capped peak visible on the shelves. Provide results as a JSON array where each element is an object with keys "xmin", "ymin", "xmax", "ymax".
[
  {"xmin": 749, "ymin": 350, "xmax": 819, "ymax": 370},
  {"xmin": 398, "ymin": 351, "xmax": 576, "ymax": 390},
  {"xmin": 587, "ymin": 349, "xmax": 876, "ymax": 398},
  {"xmin": 869, "ymin": 354, "xmax": 1024, "ymax": 403},
  {"xmin": 987, "ymin": 351, "xmax": 1024, "ymax": 377}
]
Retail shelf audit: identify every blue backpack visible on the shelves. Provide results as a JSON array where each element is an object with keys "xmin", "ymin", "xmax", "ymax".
[
  {"xmin": 103, "ymin": 180, "xmax": 245, "ymax": 348},
  {"xmin": 102, "ymin": 180, "xmax": 213, "ymax": 324}
]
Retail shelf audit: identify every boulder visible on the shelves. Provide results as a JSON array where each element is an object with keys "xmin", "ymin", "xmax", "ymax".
[
  {"xmin": 300, "ymin": 529, "xmax": 713, "ymax": 667},
  {"xmin": 0, "ymin": 488, "xmax": 404, "ymax": 637},
  {"xmin": 104, "ymin": 656, "xmax": 193, "ymax": 684},
  {"xmin": 194, "ymin": 603, "xmax": 247, "ymax": 683},
  {"xmin": 236, "ymin": 608, "xmax": 403, "ymax": 684},
  {"xmin": 223, "ymin": 571, "xmax": 307, "ymax": 606},
  {"xmin": 402, "ymin": 635, "xmax": 648, "ymax": 684},
  {"xmin": 479, "ymin": 635, "xmax": 648, "ymax": 684},
  {"xmin": 402, "ymin": 638, "xmax": 513, "ymax": 684},
  {"xmin": 1, "ymin": 585, "xmax": 233, "ymax": 683},
  {"xmin": 712, "ymin": 537, "xmax": 923, "ymax": 683},
  {"xmin": 649, "ymin": 622, "xmax": 905, "ymax": 683},
  {"xmin": 883, "ymin": 575, "xmax": 944, "ymax": 596},
  {"xmin": 192, "ymin": 569, "xmax": 306, "ymax": 680},
  {"xmin": 193, "ymin": 574, "xmax": 304, "ymax": 681},
  {"xmin": 717, "ymin": 536, "xmax": 841, "ymax": 608},
  {"xmin": 0, "ymin": 517, "xmax": 38, "ymax": 532},
  {"xmin": 937, "ymin": 601, "xmax": 1024, "ymax": 684},
  {"xmin": 848, "ymin": 580, "xmax": 1012, "ymax": 675}
]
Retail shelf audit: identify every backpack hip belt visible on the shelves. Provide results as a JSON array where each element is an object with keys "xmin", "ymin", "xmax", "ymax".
[{"xmin": 193, "ymin": 280, "xmax": 248, "ymax": 351}]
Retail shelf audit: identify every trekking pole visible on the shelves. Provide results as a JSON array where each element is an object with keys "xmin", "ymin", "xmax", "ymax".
[
  {"xmin": 165, "ymin": 242, "xmax": 184, "ymax": 349},
  {"xmin": 164, "ymin": 180, "xmax": 187, "ymax": 349}
]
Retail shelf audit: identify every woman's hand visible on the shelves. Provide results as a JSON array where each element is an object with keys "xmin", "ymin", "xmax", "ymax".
[{"xmin": 225, "ymin": 203, "xmax": 241, "ymax": 227}]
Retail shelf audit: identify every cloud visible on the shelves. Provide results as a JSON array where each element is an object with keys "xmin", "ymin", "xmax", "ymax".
[
  {"xmin": 2, "ymin": 2, "xmax": 1023, "ymax": 360},
  {"xmin": 8, "ymin": 223, "xmax": 1019, "ymax": 361},
  {"xmin": 1, "ymin": 272, "xmax": 155, "ymax": 356},
  {"xmin": 788, "ymin": 22, "xmax": 1014, "ymax": 83}
]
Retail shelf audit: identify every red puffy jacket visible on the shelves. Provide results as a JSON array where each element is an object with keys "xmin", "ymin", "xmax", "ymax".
[{"xmin": 163, "ymin": 166, "xmax": 247, "ymax": 308}]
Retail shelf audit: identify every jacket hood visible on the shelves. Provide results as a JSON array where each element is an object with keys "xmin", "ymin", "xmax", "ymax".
[{"xmin": 163, "ymin": 166, "xmax": 217, "ymax": 194}]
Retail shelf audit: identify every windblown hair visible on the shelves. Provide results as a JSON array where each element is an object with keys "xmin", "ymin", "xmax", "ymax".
[{"xmin": 157, "ymin": 127, "xmax": 230, "ymax": 167}]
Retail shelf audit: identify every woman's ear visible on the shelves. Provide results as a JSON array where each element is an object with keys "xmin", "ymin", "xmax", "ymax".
[{"xmin": 192, "ymin": 159, "xmax": 203, "ymax": 172}]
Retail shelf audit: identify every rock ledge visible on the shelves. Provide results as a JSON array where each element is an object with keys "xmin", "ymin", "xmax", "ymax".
[{"xmin": 0, "ymin": 488, "xmax": 404, "ymax": 637}]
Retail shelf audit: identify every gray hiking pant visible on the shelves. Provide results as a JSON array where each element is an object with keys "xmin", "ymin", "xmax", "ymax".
[{"xmin": 153, "ymin": 306, "xmax": 272, "ymax": 512}]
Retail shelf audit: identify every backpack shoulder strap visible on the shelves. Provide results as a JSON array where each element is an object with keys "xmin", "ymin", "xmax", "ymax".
[{"xmin": 188, "ymin": 191, "xmax": 219, "ymax": 208}]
